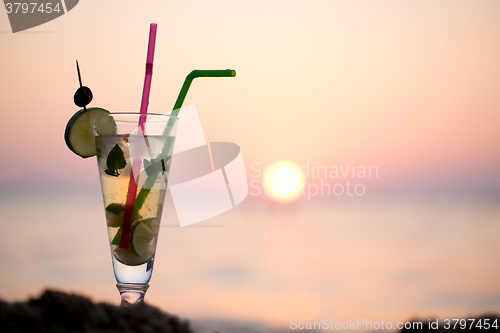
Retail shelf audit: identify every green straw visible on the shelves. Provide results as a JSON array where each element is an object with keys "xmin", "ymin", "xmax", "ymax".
[
  {"xmin": 112, "ymin": 69, "xmax": 236, "ymax": 244},
  {"xmin": 131, "ymin": 69, "xmax": 236, "ymax": 220},
  {"xmin": 172, "ymin": 69, "xmax": 236, "ymax": 115}
]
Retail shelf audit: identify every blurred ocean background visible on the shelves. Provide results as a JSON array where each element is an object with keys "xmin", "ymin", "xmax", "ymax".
[{"xmin": 1, "ymin": 182, "xmax": 499, "ymax": 332}]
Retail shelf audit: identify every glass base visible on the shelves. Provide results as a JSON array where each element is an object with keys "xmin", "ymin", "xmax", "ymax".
[
  {"xmin": 111, "ymin": 253, "xmax": 155, "ymax": 283},
  {"xmin": 117, "ymin": 282, "xmax": 149, "ymax": 306}
]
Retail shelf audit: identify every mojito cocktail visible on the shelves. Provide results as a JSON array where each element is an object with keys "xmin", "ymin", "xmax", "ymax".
[
  {"xmin": 64, "ymin": 24, "xmax": 236, "ymax": 307},
  {"xmin": 95, "ymin": 113, "xmax": 178, "ymax": 305}
]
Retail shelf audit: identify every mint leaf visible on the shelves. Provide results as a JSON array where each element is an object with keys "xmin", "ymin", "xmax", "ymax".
[
  {"xmin": 161, "ymin": 159, "xmax": 167, "ymax": 174},
  {"xmin": 106, "ymin": 144, "xmax": 126, "ymax": 177},
  {"xmin": 144, "ymin": 158, "xmax": 162, "ymax": 176},
  {"xmin": 144, "ymin": 156, "xmax": 170, "ymax": 176},
  {"xmin": 106, "ymin": 203, "xmax": 125, "ymax": 214}
]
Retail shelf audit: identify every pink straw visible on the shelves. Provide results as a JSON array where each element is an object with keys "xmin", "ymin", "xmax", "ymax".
[
  {"xmin": 139, "ymin": 23, "xmax": 158, "ymax": 127},
  {"xmin": 119, "ymin": 23, "xmax": 158, "ymax": 249}
]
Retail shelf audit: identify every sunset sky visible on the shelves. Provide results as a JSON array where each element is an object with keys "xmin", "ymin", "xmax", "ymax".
[{"xmin": 1, "ymin": 1, "xmax": 499, "ymax": 331}]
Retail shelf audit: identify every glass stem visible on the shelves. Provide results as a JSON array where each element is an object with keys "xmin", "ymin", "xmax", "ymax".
[{"xmin": 117, "ymin": 282, "xmax": 149, "ymax": 306}]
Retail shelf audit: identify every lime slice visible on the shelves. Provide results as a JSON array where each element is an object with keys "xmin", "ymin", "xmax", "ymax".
[
  {"xmin": 64, "ymin": 107, "xmax": 116, "ymax": 158},
  {"xmin": 131, "ymin": 220, "xmax": 158, "ymax": 256}
]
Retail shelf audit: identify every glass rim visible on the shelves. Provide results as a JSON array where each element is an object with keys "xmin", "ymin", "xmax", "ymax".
[{"xmin": 105, "ymin": 112, "xmax": 178, "ymax": 120}]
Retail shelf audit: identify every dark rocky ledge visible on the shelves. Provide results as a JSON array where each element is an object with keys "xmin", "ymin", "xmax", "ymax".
[
  {"xmin": 1, "ymin": 289, "xmax": 499, "ymax": 333},
  {"xmin": 0, "ymin": 289, "xmax": 194, "ymax": 333}
]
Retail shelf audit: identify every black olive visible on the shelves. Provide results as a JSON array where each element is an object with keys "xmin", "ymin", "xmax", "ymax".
[{"xmin": 74, "ymin": 86, "xmax": 93, "ymax": 107}]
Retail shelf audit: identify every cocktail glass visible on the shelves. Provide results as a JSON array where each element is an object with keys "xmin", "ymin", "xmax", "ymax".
[{"xmin": 94, "ymin": 112, "xmax": 178, "ymax": 306}]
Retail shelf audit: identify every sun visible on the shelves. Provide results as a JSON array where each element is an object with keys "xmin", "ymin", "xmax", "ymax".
[{"xmin": 264, "ymin": 160, "xmax": 305, "ymax": 203}]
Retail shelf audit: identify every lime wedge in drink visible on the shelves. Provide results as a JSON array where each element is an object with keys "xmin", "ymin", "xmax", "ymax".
[
  {"xmin": 112, "ymin": 218, "xmax": 158, "ymax": 266},
  {"xmin": 131, "ymin": 219, "xmax": 158, "ymax": 257},
  {"xmin": 65, "ymin": 107, "xmax": 116, "ymax": 158}
]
